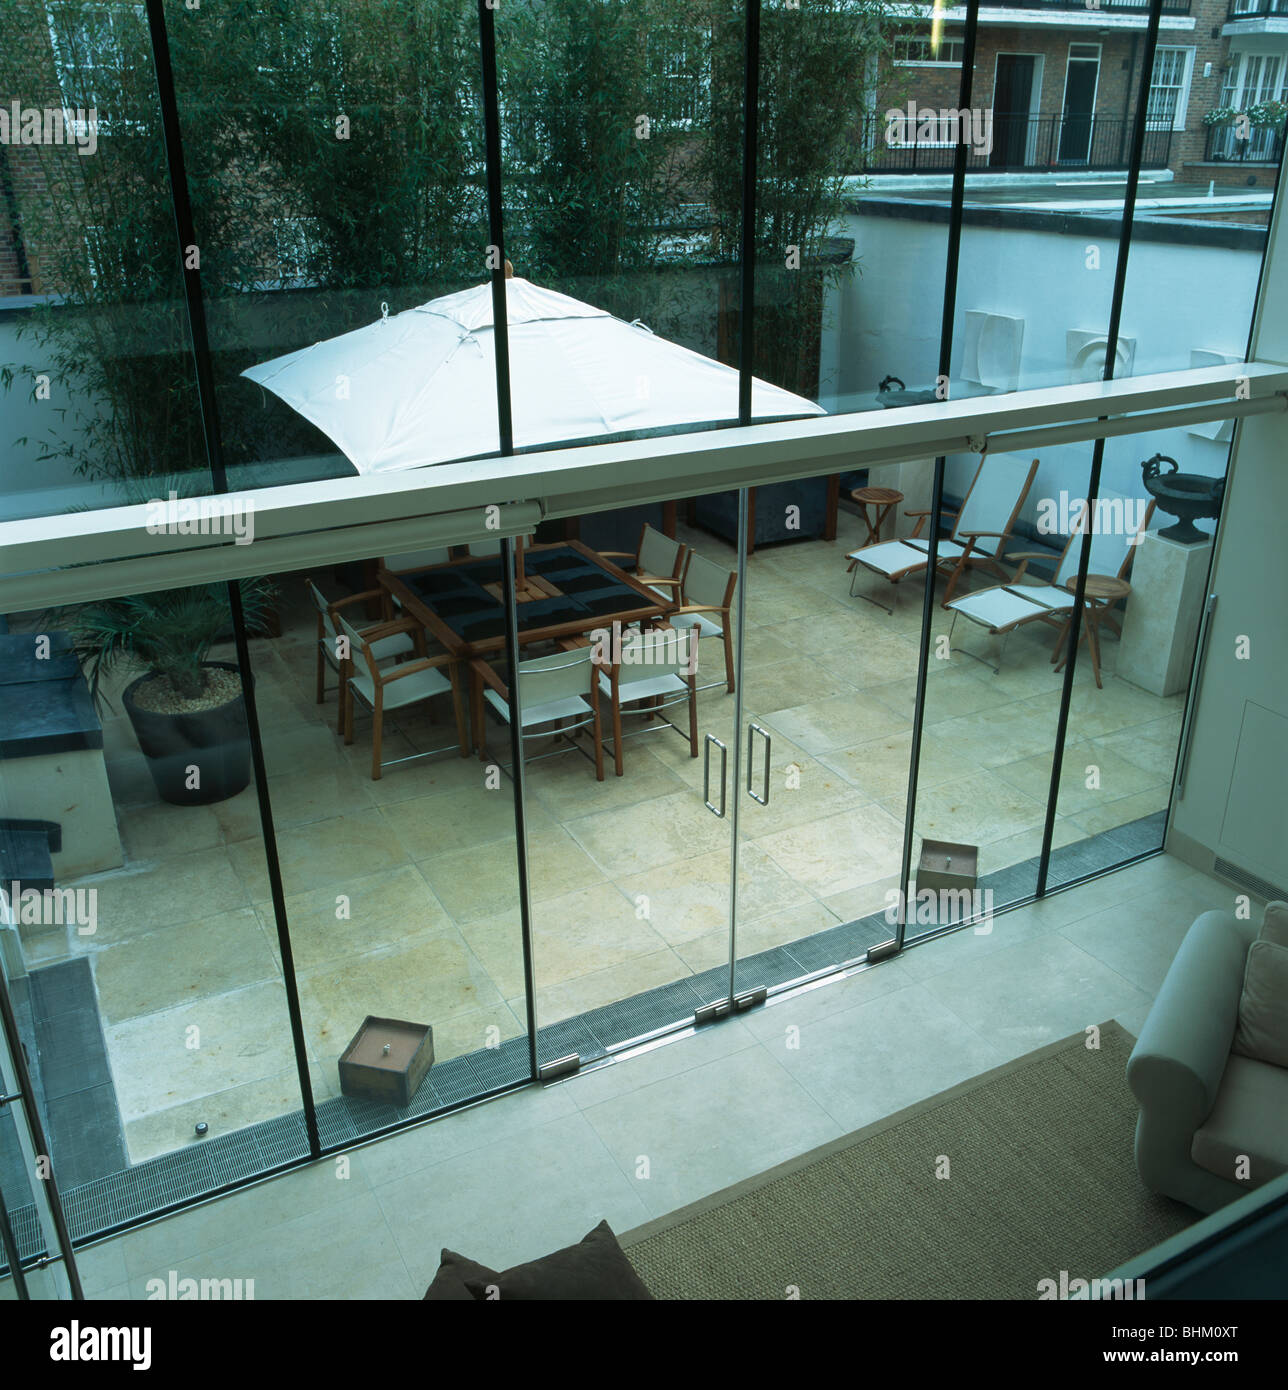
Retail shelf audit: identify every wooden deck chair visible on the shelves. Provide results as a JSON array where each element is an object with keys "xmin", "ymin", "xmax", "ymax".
[
  {"xmin": 846, "ymin": 454, "xmax": 1039, "ymax": 611},
  {"xmin": 944, "ymin": 493, "xmax": 1155, "ymax": 682}
]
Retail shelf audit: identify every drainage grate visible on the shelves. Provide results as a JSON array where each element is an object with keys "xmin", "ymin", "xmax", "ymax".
[{"xmin": 1213, "ymin": 856, "xmax": 1287, "ymax": 905}]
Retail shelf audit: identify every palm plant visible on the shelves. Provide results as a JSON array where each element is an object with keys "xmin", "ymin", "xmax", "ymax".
[{"xmin": 73, "ymin": 578, "xmax": 276, "ymax": 707}]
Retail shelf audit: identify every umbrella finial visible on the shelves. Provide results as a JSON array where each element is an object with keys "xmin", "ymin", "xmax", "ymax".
[{"xmin": 504, "ymin": 259, "xmax": 514, "ymax": 279}]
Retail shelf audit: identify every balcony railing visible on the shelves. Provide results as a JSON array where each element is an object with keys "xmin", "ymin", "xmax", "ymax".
[
  {"xmin": 861, "ymin": 113, "xmax": 1173, "ymax": 174},
  {"xmin": 1205, "ymin": 122, "xmax": 1286, "ymax": 163},
  {"xmin": 1226, "ymin": 0, "xmax": 1288, "ymax": 19},
  {"xmin": 982, "ymin": 0, "xmax": 1191, "ymax": 12}
]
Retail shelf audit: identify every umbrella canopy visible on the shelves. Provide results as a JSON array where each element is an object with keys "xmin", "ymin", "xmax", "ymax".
[{"xmin": 242, "ymin": 276, "xmax": 826, "ymax": 474}]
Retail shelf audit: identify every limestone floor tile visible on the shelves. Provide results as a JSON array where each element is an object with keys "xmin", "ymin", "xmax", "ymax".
[
  {"xmin": 992, "ymin": 737, "xmax": 1161, "ymax": 816},
  {"xmin": 422, "ymin": 997, "xmax": 527, "ymax": 1063},
  {"xmin": 230, "ymin": 808, "xmax": 411, "ymax": 900},
  {"xmin": 867, "ymin": 660, "xmax": 1014, "ymax": 720},
  {"xmin": 922, "ymin": 695, "xmax": 1061, "ymax": 770},
  {"xmin": 813, "ymin": 633, "xmax": 926, "ymax": 690},
  {"xmin": 295, "ymin": 931, "xmax": 505, "ymax": 1068},
  {"xmin": 739, "ymin": 659, "xmax": 850, "ymax": 717},
  {"xmin": 971, "ymin": 816, "xmax": 1083, "ymax": 877},
  {"xmin": 257, "ymin": 863, "xmax": 454, "ymax": 973},
  {"xmin": 454, "ymin": 909, "xmax": 527, "ymax": 1001},
  {"xmin": 525, "ymin": 880, "xmax": 673, "ymax": 987},
  {"xmin": 105, "ymin": 980, "xmax": 300, "ymax": 1134},
  {"xmin": 374, "ymin": 1111, "xmax": 652, "ymax": 1283},
  {"xmin": 1064, "ymin": 676, "xmax": 1185, "ymax": 739},
  {"xmin": 354, "ymin": 1081, "xmax": 580, "ymax": 1190},
  {"xmin": 73, "ymin": 1238, "xmax": 129, "ymax": 1297},
  {"xmin": 359, "ymin": 745, "xmax": 483, "ymax": 806},
  {"xmin": 79, "ymin": 848, "xmax": 251, "ymax": 944},
  {"xmin": 1096, "ymin": 713, "xmax": 1185, "ymax": 780},
  {"xmin": 899, "ymin": 767, "xmax": 1048, "ymax": 847},
  {"xmin": 762, "ymin": 689, "xmax": 910, "ymax": 756},
  {"xmin": 379, "ymin": 784, "xmax": 536, "ymax": 861},
  {"xmin": 127, "ymin": 1190, "xmax": 404, "ymax": 1301},
  {"xmin": 565, "ymin": 1014, "xmax": 759, "ymax": 1109},
  {"xmin": 744, "ymin": 579, "xmax": 839, "ymax": 626},
  {"xmin": 93, "ymin": 907, "xmax": 280, "ymax": 1025},
  {"xmin": 564, "ymin": 789, "xmax": 733, "ymax": 877},
  {"xmin": 258, "ymin": 760, "xmax": 376, "ymax": 829},
  {"xmin": 894, "ymin": 897, "xmax": 1066, "ymax": 980},
  {"xmin": 760, "ymin": 980, "xmax": 1006, "ymax": 1131},
  {"xmin": 822, "ymin": 727, "xmax": 983, "ymax": 803},
  {"xmin": 1057, "ymin": 898, "xmax": 1198, "ymax": 996},
  {"xmin": 1068, "ymin": 784, "xmax": 1170, "ymax": 837},
  {"xmin": 118, "ymin": 801, "xmax": 224, "ymax": 860},
  {"xmin": 615, "ymin": 842, "xmax": 812, "ymax": 948},
  {"xmin": 820, "ymin": 873, "xmax": 904, "ymax": 926},
  {"xmin": 524, "ymin": 741, "xmax": 686, "ymax": 822},
  {"xmin": 678, "ymin": 898, "xmax": 841, "ymax": 974},
  {"xmin": 122, "ymin": 1063, "xmax": 330, "ymax": 1165},
  {"xmin": 736, "ymin": 757, "xmax": 867, "ymax": 836},
  {"xmin": 420, "ymin": 822, "xmax": 604, "ymax": 925},
  {"xmin": 579, "ymin": 1043, "xmax": 842, "ymax": 1217},
  {"xmin": 258, "ymin": 720, "xmax": 345, "ymax": 779},
  {"xmin": 740, "ymin": 954, "xmax": 917, "ymax": 1040},
  {"xmin": 918, "ymin": 933, "xmax": 1153, "ymax": 1058},
  {"xmin": 528, "ymin": 945, "xmax": 695, "ymax": 1028},
  {"xmin": 754, "ymin": 801, "xmax": 906, "ymax": 899}
]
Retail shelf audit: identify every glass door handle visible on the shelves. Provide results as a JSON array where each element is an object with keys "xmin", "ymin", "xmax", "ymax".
[
  {"xmin": 703, "ymin": 734, "xmax": 727, "ymax": 817},
  {"xmin": 748, "ymin": 723, "xmax": 771, "ymax": 806}
]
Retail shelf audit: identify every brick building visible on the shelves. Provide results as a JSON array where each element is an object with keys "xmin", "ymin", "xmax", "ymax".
[{"xmin": 868, "ymin": 0, "xmax": 1287, "ymax": 192}]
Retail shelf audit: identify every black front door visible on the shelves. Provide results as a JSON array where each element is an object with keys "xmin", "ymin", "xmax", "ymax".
[
  {"xmin": 1059, "ymin": 55, "xmax": 1099, "ymax": 164},
  {"xmin": 991, "ymin": 55, "xmax": 1036, "ymax": 168}
]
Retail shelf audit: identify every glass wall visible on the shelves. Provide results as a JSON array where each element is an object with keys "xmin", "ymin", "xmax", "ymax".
[{"xmin": 0, "ymin": 0, "xmax": 1278, "ymax": 1272}]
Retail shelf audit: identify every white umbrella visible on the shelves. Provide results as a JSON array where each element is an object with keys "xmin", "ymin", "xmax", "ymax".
[{"xmin": 242, "ymin": 274, "xmax": 826, "ymax": 474}]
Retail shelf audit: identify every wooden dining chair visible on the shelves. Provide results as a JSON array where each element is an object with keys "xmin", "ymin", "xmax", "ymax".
[
  {"xmin": 335, "ymin": 612, "xmax": 468, "ymax": 779},
  {"xmin": 596, "ymin": 624, "xmax": 699, "ymax": 777},
  {"xmin": 599, "ymin": 523, "xmax": 688, "ymax": 600},
  {"xmin": 668, "ymin": 550, "xmax": 737, "ymax": 695},
  {"xmin": 469, "ymin": 646, "xmax": 604, "ymax": 780},
  {"xmin": 306, "ymin": 578, "xmax": 418, "ymax": 733}
]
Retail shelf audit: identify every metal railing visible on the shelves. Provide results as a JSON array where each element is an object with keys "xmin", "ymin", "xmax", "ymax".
[
  {"xmin": 862, "ymin": 113, "xmax": 1173, "ymax": 174},
  {"xmin": 1225, "ymin": 0, "xmax": 1288, "ymax": 18},
  {"xmin": 1205, "ymin": 121, "xmax": 1286, "ymax": 163},
  {"xmin": 988, "ymin": 0, "xmax": 1190, "ymax": 11}
]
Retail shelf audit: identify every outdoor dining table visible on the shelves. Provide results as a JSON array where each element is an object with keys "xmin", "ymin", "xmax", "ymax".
[{"xmin": 378, "ymin": 540, "xmax": 675, "ymax": 660}]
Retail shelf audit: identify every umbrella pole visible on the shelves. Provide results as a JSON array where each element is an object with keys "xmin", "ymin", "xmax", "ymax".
[{"xmin": 516, "ymin": 531, "xmax": 527, "ymax": 595}]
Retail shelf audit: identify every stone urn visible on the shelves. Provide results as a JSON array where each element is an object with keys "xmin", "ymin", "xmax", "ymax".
[{"xmin": 1140, "ymin": 455, "xmax": 1224, "ymax": 544}]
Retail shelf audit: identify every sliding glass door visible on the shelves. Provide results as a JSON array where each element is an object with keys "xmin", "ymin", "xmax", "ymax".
[{"xmin": 514, "ymin": 498, "xmax": 742, "ymax": 1068}]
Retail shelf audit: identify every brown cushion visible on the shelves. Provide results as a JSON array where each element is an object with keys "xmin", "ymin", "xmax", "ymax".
[
  {"xmin": 1232, "ymin": 939, "xmax": 1288, "ymax": 1069},
  {"xmin": 462, "ymin": 1220, "xmax": 654, "ymax": 1301},
  {"xmin": 1260, "ymin": 901, "xmax": 1288, "ymax": 948},
  {"xmin": 423, "ymin": 1249, "xmax": 498, "ymax": 1301}
]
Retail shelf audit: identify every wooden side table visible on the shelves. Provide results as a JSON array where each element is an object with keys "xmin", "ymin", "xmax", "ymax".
[
  {"xmin": 850, "ymin": 486, "xmax": 904, "ymax": 547},
  {"xmin": 1052, "ymin": 573, "xmax": 1131, "ymax": 689}
]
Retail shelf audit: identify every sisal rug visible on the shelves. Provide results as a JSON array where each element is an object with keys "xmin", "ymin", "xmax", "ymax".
[{"xmin": 620, "ymin": 1021, "xmax": 1194, "ymax": 1300}]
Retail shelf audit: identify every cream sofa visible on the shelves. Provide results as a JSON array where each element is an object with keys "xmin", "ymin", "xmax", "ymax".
[{"xmin": 1127, "ymin": 907, "xmax": 1288, "ymax": 1213}]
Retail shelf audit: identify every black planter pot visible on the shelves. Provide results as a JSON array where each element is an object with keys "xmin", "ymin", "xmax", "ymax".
[{"xmin": 122, "ymin": 660, "xmax": 252, "ymax": 806}]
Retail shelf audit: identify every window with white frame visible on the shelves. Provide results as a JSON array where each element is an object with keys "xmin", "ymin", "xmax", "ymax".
[
  {"xmin": 893, "ymin": 34, "xmax": 965, "ymax": 67},
  {"xmin": 45, "ymin": 2, "xmax": 138, "ymax": 110},
  {"xmin": 1221, "ymin": 51, "xmax": 1288, "ymax": 110},
  {"xmin": 1147, "ymin": 46, "xmax": 1194, "ymax": 131}
]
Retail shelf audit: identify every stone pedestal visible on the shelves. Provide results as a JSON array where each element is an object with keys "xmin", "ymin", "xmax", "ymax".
[
  {"xmin": 865, "ymin": 459, "xmax": 936, "ymax": 540},
  {"xmin": 1119, "ymin": 531, "xmax": 1212, "ymax": 697}
]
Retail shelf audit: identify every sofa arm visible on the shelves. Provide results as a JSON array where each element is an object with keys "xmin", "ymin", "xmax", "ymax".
[{"xmin": 1128, "ymin": 910, "xmax": 1253, "ymax": 1128}]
